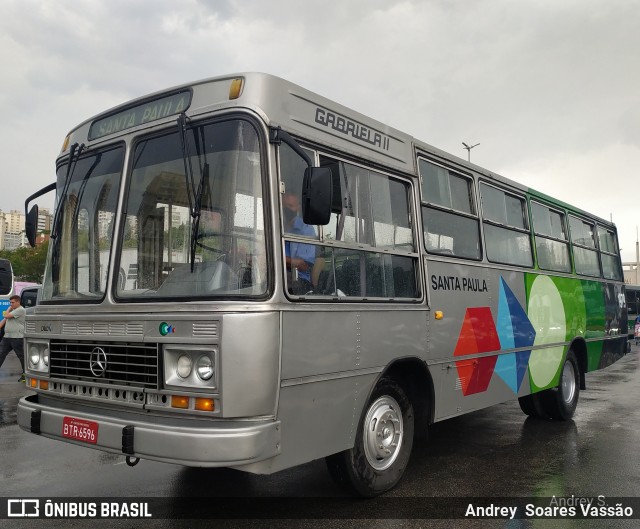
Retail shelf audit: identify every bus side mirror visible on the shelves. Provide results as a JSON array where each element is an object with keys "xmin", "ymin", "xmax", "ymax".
[
  {"xmin": 26, "ymin": 205, "xmax": 39, "ymax": 248},
  {"xmin": 301, "ymin": 167, "xmax": 332, "ymax": 225}
]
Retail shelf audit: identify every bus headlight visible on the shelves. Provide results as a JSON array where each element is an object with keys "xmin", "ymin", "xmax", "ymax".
[
  {"xmin": 196, "ymin": 355, "xmax": 214, "ymax": 381},
  {"xmin": 163, "ymin": 346, "xmax": 217, "ymax": 390},
  {"xmin": 176, "ymin": 355, "xmax": 193, "ymax": 378},
  {"xmin": 26, "ymin": 340, "xmax": 50, "ymax": 374},
  {"xmin": 30, "ymin": 348, "xmax": 41, "ymax": 367}
]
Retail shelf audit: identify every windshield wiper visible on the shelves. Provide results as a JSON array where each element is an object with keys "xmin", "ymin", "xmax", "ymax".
[
  {"xmin": 177, "ymin": 113, "xmax": 210, "ymax": 273},
  {"xmin": 51, "ymin": 142, "xmax": 85, "ymax": 240},
  {"xmin": 177, "ymin": 114, "xmax": 196, "ymax": 215},
  {"xmin": 51, "ymin": 142, "xmax": 85, "ymax": 284},
  {"xmin": 177, "ymin": 113, "xmax": 198, "ymax": 272},
  {"xmin": 189, "ymin": 162, "xmax": 209, "ymax": 271}
]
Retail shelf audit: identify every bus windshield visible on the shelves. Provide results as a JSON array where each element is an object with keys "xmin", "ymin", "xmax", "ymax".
[
  {"xmin": 115, "ymin": 118, "xmax": 267, "ymax": 300},
  {"xmin": 42, "ymin": 146, "xmax": 124, "ymax": 302}
]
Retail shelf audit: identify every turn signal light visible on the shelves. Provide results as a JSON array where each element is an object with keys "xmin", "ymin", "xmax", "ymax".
[
  {"xmin": 194, "ymin": 398, "xmax": 215, "ymax": 412},
  {"xmin": 435, "ymin": 311, "xmax": 444, "ymax": 320},
  {"xmin": 29, "ymin": 378, "xmax": 38, "ymax": 388},
  {"xmin": 171, "ymin": 396, "xmax": 189, "ymax": 409},
  {"xmin": 229, "ymin": 78, "xmax": 243, "ymax": 100},
  {"xmin": 39, "ymin": 380, "xmax": 49, "ymax": 390},
  {"xmin": 61, "ymin": 134, "xmax": 70, "ymax": 153}
]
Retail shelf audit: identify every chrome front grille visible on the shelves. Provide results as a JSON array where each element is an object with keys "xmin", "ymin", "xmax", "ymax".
[
  {"xmin": 49, "ymin": 340, "xmax": 159, "ymax": 388},
  {"xmin": 61, "ymin": 321, "xmax": 144, "ymax": 336}
]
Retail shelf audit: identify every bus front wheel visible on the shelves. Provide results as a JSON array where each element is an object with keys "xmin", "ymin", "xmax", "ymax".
[{"xmin": 325, "ymin": 377, "xmax": 414, "ymax": 497}]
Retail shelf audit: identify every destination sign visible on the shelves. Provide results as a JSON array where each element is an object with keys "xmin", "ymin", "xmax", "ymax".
[{"xmin": 89, "ymin": 90, "xmax": 192, "ymax": 140}]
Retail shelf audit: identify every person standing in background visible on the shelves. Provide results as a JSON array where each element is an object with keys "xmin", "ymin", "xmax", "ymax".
[{"xmin": 0, "ymin": 295, "xmax": 26, "ymax": 382}]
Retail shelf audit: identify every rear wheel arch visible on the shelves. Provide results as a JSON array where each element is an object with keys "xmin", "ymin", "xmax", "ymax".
[{"xmin": 568, "ymin": 338, "xmax": 588, "ymax": 390}]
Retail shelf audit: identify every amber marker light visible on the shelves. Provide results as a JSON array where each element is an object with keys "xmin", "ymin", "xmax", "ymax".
[
  {"xmin": 39, "ymin": 380, "xmax": 49, "ymax": 390},
  {"xmin": 229, "ymin": 78, "xmax": 244, "ymax": 100},
  {"xmin": 435, "ymin": 311, "xmax": 444, "ymax": 320},
  {"xmin": 171, "ymin": 396, "xmax": 190, "ymax": 409},
  {"xmin": 29, "ymin": 378, "xmax": 38, "ymax": 388},
  {"xmin": 61, "ymin": 134, "xmax": 71, "ymax": 153},
  {"xmin": 195, "ymin": 398, "xmax": 215, "ymax": 412}
]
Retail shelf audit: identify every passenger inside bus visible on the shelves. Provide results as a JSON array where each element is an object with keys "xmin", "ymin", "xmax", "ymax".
[{"xmin": 282, "ymin": 192, "xmax": 317, "ymax": 294}]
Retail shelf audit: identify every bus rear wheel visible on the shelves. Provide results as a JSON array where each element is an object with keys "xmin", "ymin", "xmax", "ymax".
[
  {"xmin": 517, "ymin": 392, "xmax": 548, "ymax": 418},
  {"xmin": 541, "ymin": 350, "xmax": 580, "ymax": 420},
  {"xmin": 518, "ymin": 351, "xmax": 580, "ymax": 421},
  {"xmin": 325, "ymin": 377, "xmax": 414, "ymax": 497}
]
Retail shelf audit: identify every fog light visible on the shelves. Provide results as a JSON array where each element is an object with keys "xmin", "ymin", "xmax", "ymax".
[
  {"xmin": 176, "ymin": 355, "xmax": 192, "ymax": 378},
  {"xmin": 196, "ymin": 355, "xmax": 214, "ymax": 381}
]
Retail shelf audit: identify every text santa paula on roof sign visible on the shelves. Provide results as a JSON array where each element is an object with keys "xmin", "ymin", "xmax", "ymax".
[{"xmin": 89, "ymin": 90, "xmax": 192, "ymax": 140}]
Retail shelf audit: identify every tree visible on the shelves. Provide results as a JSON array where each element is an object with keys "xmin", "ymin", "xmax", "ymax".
[{"xmin": 0, "ymin": 240, "xmax": 49, "ymax": 282}]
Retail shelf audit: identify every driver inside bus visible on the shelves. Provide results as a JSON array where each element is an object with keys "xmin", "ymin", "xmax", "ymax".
[{"xmin": 282, "ymin": 192, "xmax": 316, "ymax": 294}]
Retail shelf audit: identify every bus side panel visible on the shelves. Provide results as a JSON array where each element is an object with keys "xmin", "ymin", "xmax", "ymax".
[
  {"xmin": 428, "ymin": 261, "xmax": 517, "ymax": 420},
  {"xmin": 220, "ymin": 312, "xmax": 280, "ymax": 417},
  {"xmin": 427, "ymin": 258, "xmax": 627, "ymax": 421},
  {"xmin": 248, "ymin": 374, "xmax": 377, "ymax": 473},
  {"xmin": 254, "ymin": 309, "xmax": 428, "ymax": 473},
  {"xmin": 280, "ymin": 310, "xmax": 428, "ymax": 380}
]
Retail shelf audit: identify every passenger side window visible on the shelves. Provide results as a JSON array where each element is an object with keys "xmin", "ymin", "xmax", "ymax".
[
  {"xmin": 419, "ymin": 158, "xmax": 480, "ymax": 259},
  {"xmin": 531, "ymin": 202, "xmax": 571, "ymax": 273},
  {"xmin": 569, "ymin": 216, "xmax": 601, "ymax": 277},
  {"xmin": 598, "ymin": 226, "xmax": 622, "ymax": 281},
  {"xmin": 480, "ymin": 183, "xmax": 532, "ymax": 267},
  {"xmin": 280, "ymin": 151, "xmax": 419, "ymax": 300}
]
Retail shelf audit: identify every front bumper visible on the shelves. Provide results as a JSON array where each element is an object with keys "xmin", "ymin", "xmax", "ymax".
[{"xmin": 17, "ymin": 394, "xmax": 280, "ymax": 468}]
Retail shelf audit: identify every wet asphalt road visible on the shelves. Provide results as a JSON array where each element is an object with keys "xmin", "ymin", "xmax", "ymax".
[{"xmin": 1, "ymin": 345, "xmax": 640, "ymax": 528}]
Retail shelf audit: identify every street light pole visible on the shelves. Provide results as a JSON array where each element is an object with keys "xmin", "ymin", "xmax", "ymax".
[{"xmin": 462, "ymin": 142, "xmax": 480, "ymax": 162}]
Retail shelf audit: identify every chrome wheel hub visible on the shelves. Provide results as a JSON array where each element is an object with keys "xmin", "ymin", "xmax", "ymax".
[
  {"xmin": 561, "ymin": 360, "xmax": 576, "ymax": 405},
  {"xmin": 363, "ymin": 395, "xmax": 403, "ymax": 471}
]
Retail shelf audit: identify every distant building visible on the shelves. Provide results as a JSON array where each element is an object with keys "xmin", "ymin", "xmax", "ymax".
[
  {"xmin": 38, "ymin": 208, "xmax": 52, "ymax": 233},
  {"xmin": 4, "ymin": 232, "xmax": 25, "ymax": 251},
  {"xmin": 0, "ymin": 214, "xmax": 6, "ymax": 249},
  {"xmin": 623, "ymin": 263, "xmax": 640, "ymax": 285},
  {"xmin": 623, "ymin": 238, "xmax": 640, "ymax": 285},
  {"xmin": 0, "ymin": 208, "xmax": 52, "ymax": 249},
  {"xmin": 5, "ymin": 209, "xmax": 25, "ymax": 234}
]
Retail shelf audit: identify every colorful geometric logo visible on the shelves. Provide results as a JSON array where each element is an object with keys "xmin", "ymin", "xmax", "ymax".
[
  {"xmin": 494, "ymin": 278, "xmax": 536, "ymax": 393},
  {"xmin": 453, "ymin": 277, "xmax": 536, "ymax": 395},
  {"xmin": 454, "ymin": 307, "xmax": 500, "ymax": 395},
  {"xmin": 526, "ymin": 275, "xmax": 566, "ymax": 390}
]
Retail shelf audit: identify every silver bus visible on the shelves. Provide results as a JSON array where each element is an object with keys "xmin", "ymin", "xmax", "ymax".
[{"xmin": 18, "ymin": 73, "xmax": 627, "ymax": 496}]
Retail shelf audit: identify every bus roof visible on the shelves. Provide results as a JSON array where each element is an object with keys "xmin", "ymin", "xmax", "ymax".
[{"xmin": 63, "ymin": 72, "xmax": 616, "ymax": 229}]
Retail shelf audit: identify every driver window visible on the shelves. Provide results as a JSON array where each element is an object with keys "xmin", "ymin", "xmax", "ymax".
[{"xmin": 279, "ymin": 143, "xmax": 319, "ymax": 294}]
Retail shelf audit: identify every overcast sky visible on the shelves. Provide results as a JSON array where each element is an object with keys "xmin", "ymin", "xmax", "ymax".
[{"xmin": 2, "ymin": 0, "xmax": 639, "ymax": 260}]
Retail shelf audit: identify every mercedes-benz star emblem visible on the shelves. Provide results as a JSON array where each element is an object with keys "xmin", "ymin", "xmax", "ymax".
[{"xmin": 89, "ymin": 347, "xmax": 108, "ymax": 377}]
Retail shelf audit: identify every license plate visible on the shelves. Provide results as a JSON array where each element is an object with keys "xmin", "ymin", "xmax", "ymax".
[{"xmin": 62, "ymin": 416, "xmax": 98, "ymax": 444}]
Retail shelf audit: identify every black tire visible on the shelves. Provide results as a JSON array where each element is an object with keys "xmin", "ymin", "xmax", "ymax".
[
  {"xmin": 519, "ymin": 351, "xmax": 580, "ymax": 420},
  {"xmin": 325, "ymin": 377, "xmax": 414, "ymax": 497},
  {"xmin": 517, "ymin": 393, "xmax": 549, "ymax": 419},
  {"xmin": 538, "ymin": 350, "xmax": 580, "ymax": 420}
]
